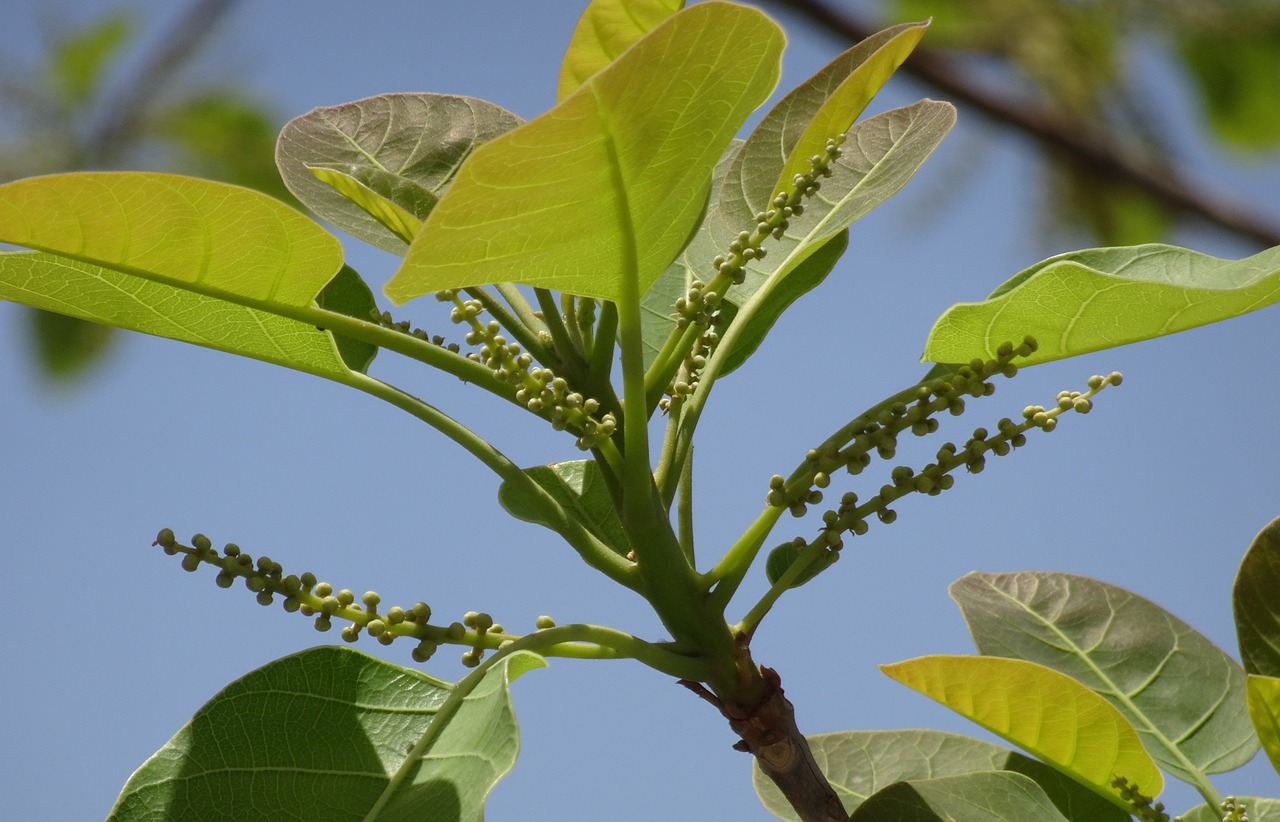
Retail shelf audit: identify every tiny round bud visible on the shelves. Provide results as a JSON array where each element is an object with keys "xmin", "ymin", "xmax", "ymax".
[
  {"xmin": 412, "ymin": 602, "xmax": 432, "ymax": 623},
  {"xmin": 367, "ymin": 619, "xmax": 387, "ymax": 637},
  {"xmin": 387, "ymin": 606, "xmax": 406, "ymax": 624},
  {"xmin": 314, "ymin": 582, "xmax": 333, "ymax": 597},
  {"xmin": 180, "ymin": 554, "xmax": 201, "ymax": 573},
  {"xmin": 1073, "ymin": 398, "xmax": 1093, "ymax": 414},
  {"xmin": 337, "ymin": 589, "xmax": 355, "ymax": 607},
  {"xmin": 536, "ymin": 615, "xmax": 556, "ymax": 630},
  {"xmin": 300, "ymin": 572, "xmax": 317, "ymax": 589},
  {"xmin": 363, "ymin": 591, "xmax": 381, "ymax": 610},
  {"xmin": 412, "ymin": 641, "xmax": 436, "ymax": 663},
  {"xmin": 1087, "ymin": 375, "xmax": 1105, "ymax": 390},
  {"xmin": 461, "ymin": 651, "xmax": 481, "ymax": 668},
  {"xmin": 314, "ymin": 615, "xmax": 332, "ymax": 632},
  {"xmin": 215, "ymin": 571, "xmax": 235, "ymax": 588},
  {"xmin": 341, "ymin": 625, "xmax": 360, "ymax": 643},
  {"xmin": 446, "ymin": 622, "xmax": 466, "ymax": 641},
  {"xmin": 256, "ymin": 591, "xmax": 274, "ymax": 607},
  {"xmin": 851, "ymin": 519, "xmax": 869, "ymax": 536},
  {"xmin": 155, "ymin": 528, "xmax": 177, "ymax": 549},
  {"xmin": 193, "ymin": 534, "xmax": 212, "ymax": 552}
]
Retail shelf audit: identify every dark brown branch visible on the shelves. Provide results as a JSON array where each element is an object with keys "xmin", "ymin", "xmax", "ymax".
[{"xmin": 768, "ymin": 0, "xmax": 1280, "ymax": 249}]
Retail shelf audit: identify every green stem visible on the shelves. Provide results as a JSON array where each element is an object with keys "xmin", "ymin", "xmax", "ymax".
[
  {"xmin": 463, "ymin": 285, "xmax": 557, "ymax": 367},
  {"xmin": 493, "ymin": 283, "xmax": 546, "ymax": 337},
  {"xmin": 342, "ymin": 371, "xmax": 639, "ymax": 591},
  {"xmin": 733, "ymin": 542, "xmax": 829, "ymax": 641},
  {"xmin": 588, "ymin": 301, "xmax": 618, "ymax": 380},
  {"xmin": 705, "ymin": 505, "xmax": 786, "ymax": 609},
  {"xmin": 677, "ymin": 443, "xmax": 695, "ymax": 565},
  {"xmin": 535, "ymin": 287, "xmax": 579, "ymax": 361}
]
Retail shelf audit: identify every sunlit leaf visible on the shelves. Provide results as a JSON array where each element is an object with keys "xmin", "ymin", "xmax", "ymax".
[
  {"xmin": 498, "ymin": 460, "xmax": 631, "ymax": 557},
  {"xmin": 276, "ymin": 93, "xmax": 521, "ymax": 253},
  {"xmin": 1235, "ymin": 515, "xmax": 1280, "ymax": 677},
  {"xmin": 923, "ymin": 243, "xmax": 1280, "ymax": 367},
  {"xmin": 849, "ymin": 771, "xmax": 1071, "ymax": 822},
  {"xmin": 753, "ymin": 729, "xmax": 1127, "ymax": 821},
  {"xmin": 557, "ymin": 0, "xmax": 684, "ymax": 101},
  {"xmin": 881, "ymin": 655, "xmax": 1162, "ymax": 808},
  {"xmin": 108, "ymin": 647, "xmax": 543, "ymax": 822},
  {"xmin": 309, "ymin": 166, "xmax": 426, "ymax": 245},
  {"xmin": 1247, "ymin": 675, "xmax": 1280, "ymax": 777},
  {"xmin": 0, "ymin": 252, "xmax": 357, "ymax": 379},
  {"xmin": 0, "ymin": 172, "xmax": 343, "ymax": 309},
  {"xmin": 386, "ymin": 2, "xmax": 784, "ymax": 305},
  {"xmin": 953, "ymin": 571, "xmax": 1258, "ymax": 784}
]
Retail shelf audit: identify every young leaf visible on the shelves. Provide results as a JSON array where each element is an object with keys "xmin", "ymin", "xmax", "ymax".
[
  {"xmin": 108, "ymin": 647, "xmax": 542, "ymax": 822},
  {"xmin": 309, "ymin": 166, "xmax": 427, "ymax": 245},
  {"xmin": 1235, "ymin": 515, "xmax": 1280, "ymax": 677},
  {"xmin": 385, "ymin": 2, "xmax": 784, "ymax": 305},
  {"xmin": 752, "ymin": 729, "xmax": 1127, "ymax": 822},
  {"xmin": 0, "ymin": 252, "xmax": 359, "ymax": 379},
  {"xmin": 952, "ymin": 570, "xmax": 1259, "ymax": 784},
  {"xmin": 924, "ymin": 243, "xmax": 1280, "ymax": 367},
  {"xmin": 848, "ymin": 771, "xmax": 1072, "ymax": 822},
  {"xmin": 276, "ymin": 93, "xmax": 521, "ymax": 253},
  {"xmin": 557, "ymin": 0, "xmax": 684, "ymax": 101},
  {"xmin": 881, "ymin": 655, "xmax": 1163, "ymax": 808},
  {"xmin": 1247, "ymin": 675, "xmax": 1280, "ymax": 777},
  {"xmin": 0, "ymin": 172, "xmax": 344, "ymax": 308},
  {"xmin": 498, "ymin": 460, "xmax": 632, "ymax": 557}
]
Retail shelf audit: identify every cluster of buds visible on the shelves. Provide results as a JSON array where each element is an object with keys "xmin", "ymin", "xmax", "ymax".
[
  {"xmin": 658, "ymin": 329, "xmax": 717, "ymax": 414},
  {"xmin": 369, "ymin": 308, "xmax": 461, "ymax": 353},
  {"xmin": 1110, "ymin": 777, "xmax": 1171, "ymax": 822},
  {"xmin": 437, "ymin": 290, "xmax": 616, "ymax": 450},
  {"xmin": 153, "ymin": 529, "xmax": 557, "ymax": 668}
]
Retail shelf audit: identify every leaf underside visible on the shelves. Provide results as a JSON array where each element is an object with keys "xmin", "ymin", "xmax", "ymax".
[{"xmin": 1235, "ymin": 516, "xmax": 1280, "ymax": 677}]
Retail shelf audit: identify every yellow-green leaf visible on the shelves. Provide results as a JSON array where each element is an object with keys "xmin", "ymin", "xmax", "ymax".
[
  {"xmin": 385, "ymin": 2, "xmax": 783, "ymax": 305},
  {"xmin": 556, "ymin": 0, "xmax": 685, "ymax": 101},
  {"xmin": 309, "ymin": 166, "xmax": 424, "ymax": 245},
  {"xmin": 0, "ymin": 172, "xmax": 343, "ymax": 309},
  {"xmin": 1248, "ymin": 675, "xmax": 1280, "ymax": 777},
  {"xmin": 881, "ymin": 655, "xmax": 1162, "ymax": 809}
]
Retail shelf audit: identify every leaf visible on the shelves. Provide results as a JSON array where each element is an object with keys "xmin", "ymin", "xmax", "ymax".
[
  {"xmin": 315, "ymin": 264, "xmax": 379, "ymax": 373},
  {"xmin": 1179, "ymin": 798, "xmax": 1280, "ymax": 822},
  {"xmin": 848, "ymin": 771, "xmax": 1072, "ymax": 822},
  {"xmin": 953, "ymin": 571, "xmax": 1259, "ymax": 784},
  {"xmin": 385, "ymin": 2, "xmax": 784, "ymax": 305},
  {"xmin": 276, "ymin": 93, "xmax": 521, "ymax": 253},
  {"xmin": 309, "ymin": 166, "xmax": 428, "ymax": 245},
  {"xmin": 923, "ymin": 243, "xmax": 1280, "ymax": 367},
  {"xmin": 27, "ymin": 308, "xmax": 115, "ymax": 380},
  {"xmin": 557, "ymin": 0, "xmax": 685, "ymax": 101},
  {"xmin": 0, "ymin": 172, "xmax": 344, "ymax": 309},
  {"xmin": 1235, "ymin": 515, "xmax": 1280, "ymax": 677},
  {"xmin": 0, "ymin": 252, "xmax": 357, "ymax": 379},
  {"xmin": 647, "ymin": 99, "xmax": 954, "ymax": 374},
  {"xmin": 108, "ymin": 646, "xmax": 543, "ymax": 822},
  {"xmin": 881, "ymin": 655, "xmax": 1162, "ymax": 808},
  {"xmin": 498, "ymin": 460, "xmax": 631, "ymax": 557},
  {"xmin": 752, "ymin": 729, "xmax": 1127, "ymax": 821},
  {"xmin": 764, "ymin": 540, "xmax": 835, "ymax": 591},
  {"xmin": 1247, "ymin": 675, "xmax": 1280, "ymax": 777},
  {"xmin": 1180, "ymin": 29, "xmax": 1280, "ymax": 150},
  {"xmin": 47, "ymin": 12, "xmax": 133, "ymax": 106}
]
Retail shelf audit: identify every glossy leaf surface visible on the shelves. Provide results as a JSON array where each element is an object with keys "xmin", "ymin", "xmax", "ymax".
[
  {"xmin": 924, "ymin": 244, "xmax": 1280, "ymax": 366},
  {"xmin": 1235, "ymin": 515, "xmax": 1280, "ymax": 677},
  {"xmin": 387, "ymin": 2, "xmax": 783, "ymax": 304},
  {"xmin": 953, "ymin": 570, "xmax": 1258, "ymax": 783},
  {"xmin": 0, "ymin": 172, "xmax": 343, "ymax": 308},
  {"xmin": 557, "ymin": 0, "xmax": 684, "ymax": 100},
  {"xmin": 848, "ymin": 771, "xmax": 1071, "ymax": 822},
  {"xmin": 498, "ymin": 460, "xmax": 631, "ymax": 557},
  {"xmin": 881, "ymin": 655, "xmax": 1162, "ymax": 806},
  {"xmin": 753, "ymin": 729, "xmax": 1127, "ymax": 821},
  {"xmin": 108, "ymin": 647, "xmax": 542, "ymax": 822},
  {"xmin": 276, "ymin": 93, "xmax": 521, "ymax": 253}
]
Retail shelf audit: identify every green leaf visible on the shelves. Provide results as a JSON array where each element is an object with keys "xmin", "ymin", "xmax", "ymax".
[
  {"xmin": 276, "ymin": 93, "xmax": 521, "ymax": 253},
  {"xmin": 1180, "ymin": 29, "xmax": 1280, "ymax": 150},
  {"xmin": 498, "ymin": 460, "xmax": 631, "ymax": 557},
  {"xmin": 47, "ymin": 13, "xmax": 133, "ymax": 106},
  {"xmin": 881, "ymin": 655, "xmax": 1162, "ymax": 808},
  {"xmin": 1179, "ymin": 797, "xmax": 1280, "ymax": 822},
  {"xmin": 0, "ymin": 252, "xmax": 356, "ymax": 379},
  {"xmin": 27, "ymin": 308, "xmax": 115, "ymax": 380},
  {"xmin": 849, "ymin": 771, "xmax": 1072, "ymax": 822},
  {"xmin": 952, "ymin": 570, "xmax": 1259, "ymax": 784},
  {"xmin": 385, "ymin": 2, "xmax": 784, "ymax": 305},
  {"xmin": 752, "ymin": 729, "xmax": 1127, "ymax": 821},
  {"xmin": 1247, "ymin": 675, "xmax": 1280, "ymax": 777},
  {"xmin": 309, "ymin": 166, "xmax": 428, "ymax": 245},
  {"xmin": 764, "ymin": 540, "xmax": 835, "ymax": 591},
  {"xmin": 0, "ymin": 172, "xmax": 344, "ymax": 309},
  {"xmin": 315, "ymin": 264, "xmax": 379, "ymax": 373},
  {"xmin": 923, "ymin": 243, "xmax": 1280, "ymax": 367},
  {"xmin": 1235, "ymin": 515, "xmax": 1280, "ymax": 677},
  {"xmin": 108, "ymin": 646, "xmax": 542, "ymax": 822},
  {"xmin": 557, "ymin": 0, "xmax": 685, "ymax": 101}
]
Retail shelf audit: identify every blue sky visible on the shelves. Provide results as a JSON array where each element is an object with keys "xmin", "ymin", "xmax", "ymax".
[{"xmin": 3, "ymin": 1, "xmax": 1280, "ymax": 820}]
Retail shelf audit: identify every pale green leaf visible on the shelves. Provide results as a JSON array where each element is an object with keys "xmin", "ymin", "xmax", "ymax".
[
  {"xmin": 923, "ymin": 244, "xmax": 1280, "ymax": 366},
  {"xmin": 0, "ymin": 252, "xmax": 356, "ymax": 378},
  {"xmin": 386, "ymin": 2, "xmax": 784, "ymax": 305},
  {"xmin": 108, "ymin": 647, "xmax": 542, "ymax": 822},
  {"xmin": 1248, "ymin": 675, "xmax": 1280, "ymax": 777},
  {"xmin": 557, "ymin": 0, "xmax": 685, "ymax": 101},
  {"xmin": 881, "ymin": 655, "xmax": 1162, "ymax": 807},
  {"xmin": 1179, "ymin": 797, "xmax": 1280, "ymax": 822},
  {"xmin": 309, "ymin": 166, "xmax": 426, "ymax": 245},
  {"xmin": 849, "ymin": 771, "xmax": 1072, "ymax": 822},
  {"xmin": 497, "ymin": 460, "xmax": 631, "ymax": 557},
  {"xmin": 0, "ymin": 172, "xmax": 343, "ymax": 309},
  {"xmin": 953, "ymin": 571, "xmax": 1259, "ymax": 784},
  {"xmin": 753, "ymin": 729, "xmax": 1127, "ymax": 821},
  {"xmin": 1235, "ymin": 515, "xmax": 1280, "ymax": 677},
  {"xmin": 276, "ymin": 93, "xmax": 521, "ymax": 253},
  {"xmin": 48, "ymin": 13, "xmax": 132, "ymax": 105}
]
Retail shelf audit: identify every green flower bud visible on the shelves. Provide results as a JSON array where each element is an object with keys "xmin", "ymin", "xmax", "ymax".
[
  {"xmin": 341, "ymin": 625, "xmax": 360, "ymax": 643},
  {"xmin": 283, "ymin": 596, "xmax": 300, "ymax": 613},
  {"xmin": 180, "ymin": 554, "xmax": 201, "ymax": 573},
  {"xmin": 367, "ymin": 619, "xmax": 387, "ymax": 637},
  {"xmin": 362, "ymin": 591, "xmax": 381, "ymax": 611},
  {"xmin": 215, "ymin": 571, "xmax": 234, "ymax": 588},
  {"xmin": 446, "ymin": 622, "xmax": 466, "ymax": 641},
  {"xmin": 412, "ymin": 641, "xmax": 437, "ymax": 663},
  {"xmin": 314, "ymin": 582, "xmax": 333, "ymax": 597},
  {"xmin": 256, "ymin": 591, "xmax": 274, "ymax": 607},
  {"xmin": 536, "ymin": 615, "xmax": 556, "ymax": 630},
  {"xmin": 387, "ymin": 606, "xmax": 406, "ymax": 625},
  {"xmin": 193, "ymin": 534, "xmax": 213, "ymax": 552},
  {"xmin": 300, "ymin": 572, "xmax": 317, "ymax": 589},
  {"xmin": 336, "ymin": 589, "xmax": 355, "ymax": 607},
  {"xmin": 155, "ymin": 528, "xmax": 177, "ymax": 550},
  {"xmin": 851, "ymin": 519, "xmax": 869, "ymax": 536},
  {"xmin": 314, "ymin": 615, "xmax": 332, "ymax": 632},
  {"xmin": 412, "ymin": 602, "xmax": 432, "ymax": 623}
]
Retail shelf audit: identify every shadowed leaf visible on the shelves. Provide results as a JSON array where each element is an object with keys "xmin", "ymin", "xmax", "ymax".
[
  {"xmin": 1235, "ymin": 516, "xmax": 1280, "ymax": 677},
  {"xmin": 849, "ymin": 771, "xmax": 1071, "ymax": 822},
  {"xmin": 498, "ymin": 460, "xmax": 631, "ymax": 557}
]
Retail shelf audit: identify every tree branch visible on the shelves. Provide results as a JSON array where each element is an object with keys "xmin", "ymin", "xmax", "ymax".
[{"xmin": 767, "ymin": 0, "xmax": 1280, "ymax": 249}]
